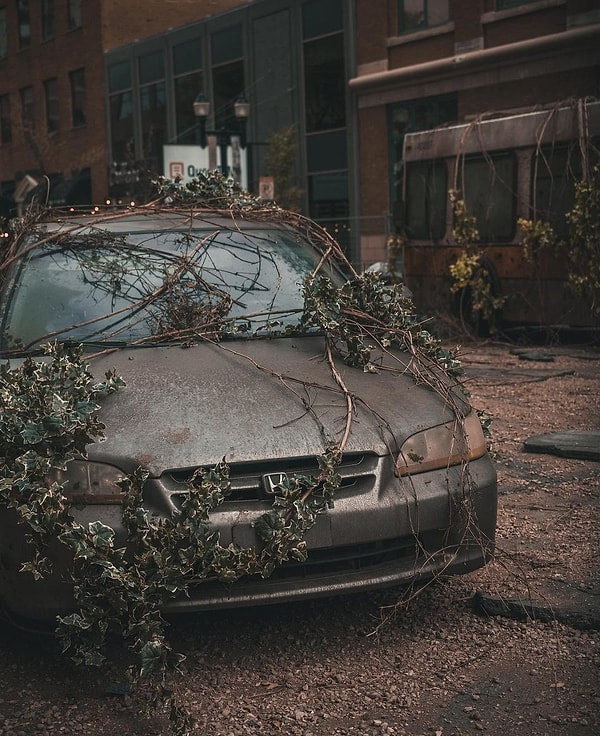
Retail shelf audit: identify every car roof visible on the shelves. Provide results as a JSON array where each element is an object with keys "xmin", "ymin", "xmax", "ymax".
[{"xmin": 36, "ymin": 207, "xmax": 296, "ymax": 235}]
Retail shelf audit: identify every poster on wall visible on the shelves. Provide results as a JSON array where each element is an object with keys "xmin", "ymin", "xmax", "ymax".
[{"xmin": 163, "ymin": 137, "xmax": 248, "ymax": 189}]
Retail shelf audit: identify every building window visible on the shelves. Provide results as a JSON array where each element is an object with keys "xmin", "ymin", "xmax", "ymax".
[
  {"xmin": 302, "ymin": 0, "xmax": 349, "ymax": 248},
  {"xmin": 0, "ymin": 94, "xmax": 12, "ymax": 144},
  {"xmin": 108, "ymin": 60, "xmax": 134, "ymax": 163},
  {"xmin": 17, "ymin": 0, "xmax": 31, "ymax": 49},
  {"xmin": 68, "ymin": 0, "xmax": 82, "ymax": 30},
  {"xmin": 398, "ymin": 0, "xmax": 450, "ymax": 34},
  {"xmin": 304, "ymin": 34, "xmax": 346, "ymax": 133},
  {"xmin": 42, "ymin": 0, "xmax": 55, "ymax": 40},
  {"xmin": 0, "ymin": 8, "xmax": 7, "ymax": 59},
  {"xmin": 20, "ymin": 86, "xmax": 34, "ymax": 133},
  {"xmin": 173, "ymin": 38, "xmax": 203, "ymax": 145},
  {"xmin": 44, "ymin": 77, "xmax": 59, "ymax": 134},
  {"xmin": 139, "ymin": 50, "xmax": 166, "ymax": 171},
  {"xmin": 302, "ymin": 0, "xmax": 343, "ymax": 38},
  {"xmin": 69, "ymin": 68, "xmax": 86, "ymax": 127},
  {"xmin": 211, "ymin": 26, "xmax": 244, "ymax": 130}
]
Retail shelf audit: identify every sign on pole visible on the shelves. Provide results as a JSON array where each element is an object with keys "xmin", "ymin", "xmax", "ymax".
[
  {"xmin": 163, "ymin": 142, "xmax": 248, "ymax": 189},
  {"xmin": 259, "ymin": 176, "xmax": 275, "ymax": 200}
]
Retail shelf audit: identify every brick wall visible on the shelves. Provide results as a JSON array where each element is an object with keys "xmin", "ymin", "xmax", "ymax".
[
  {"xmin": 459, "ymin": 68, "xmax": 600, "ymax": 119},
  {"xmin": 484, "ymin": 6, "xmax": 565, "ymax": 48},
  {"xmin": 355, "ymin": 0, "xmax": 391, "ymax": 68},
  {"xmin": 358, "ymin": 106, "xmax": 389, "ymax": 222},
  {"xmin": 100, "ymin": 0, "xmax": 248, "ymax": 51}
]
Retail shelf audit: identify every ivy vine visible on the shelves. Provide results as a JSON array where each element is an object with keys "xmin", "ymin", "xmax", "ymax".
[
  {"xmin": 519, "ymin": 162, "xmax": 600, "ymax": 317},
  {"xmin": 448, "ymin": 190, "xmax": 507, "ymax": 334}
]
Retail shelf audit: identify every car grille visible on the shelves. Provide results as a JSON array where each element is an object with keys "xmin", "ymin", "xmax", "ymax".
[
  {"xmin": 267, "ymin": 537, "xmax": 418, "ymax": 580},
  {"xmin": 164, "ymin": 452, "xmax": 379, "ymax": 506}
]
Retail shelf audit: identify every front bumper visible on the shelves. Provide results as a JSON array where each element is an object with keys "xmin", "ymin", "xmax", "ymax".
[{"xmin": 0, "ymin": 454, "xmax": 497, "ymax": 622}]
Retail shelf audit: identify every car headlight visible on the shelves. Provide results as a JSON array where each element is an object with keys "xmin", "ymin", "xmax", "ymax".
[
  {"xmin": 51, "ymin": 460, "xmax": 125, "ymax": 504},
  {"xmin": 396, "ymin": 411, "xmax": 488, "ymax": 476}
]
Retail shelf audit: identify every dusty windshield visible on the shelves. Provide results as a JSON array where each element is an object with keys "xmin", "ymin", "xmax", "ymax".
[{"xmin": 0, "ymin": 223, "xmax": 343, "ymax": 352}]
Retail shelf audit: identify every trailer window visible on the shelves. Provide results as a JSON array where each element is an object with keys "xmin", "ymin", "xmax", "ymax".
[
  {"xmin": 461, "ymin": 153, "xmax": 516, "ymax": 242},
  {"xmin": 405, "ymin": 159, "xmax": 447, "ymax": 240},
  {"xmin": 532, "ymin": 144, "xmax": 585, "ymax": 239}
]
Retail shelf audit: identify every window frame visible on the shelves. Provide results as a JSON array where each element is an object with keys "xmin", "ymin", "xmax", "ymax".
[
  {"xmin": 20, "ymin": 86, "xmax": 34, "ymax": 133},
  {"xmin": 44, "ymin": 77, "xmax": 59, "ymax": 135},
  {"xmin": 42, "ymin": 0, "xmax": 55, "ymax": 40},
  {"xmin": 0, "ymin": 7, "xmax": 7, "ymax": 59},
  {"xmin": 0, "ymin": 94, "xmax": 12, "ymax": 144},
  {"xmin": 17, "ymin": 0, "xmax": 31, "ymax": 50},
  {"xmin": 398, "ymin": 0, "xmax": 450, "ymax": 35},
  {"xmin": 210, "ymin": 25, "xmax": 245, "ymax": 130},
  {"xmin": 69, "ymin": 68, "xmax": 86, "ymax": 128},
  {"xmin": 67, "ymin": 0, "xmax": 83, "ymax": 30}
]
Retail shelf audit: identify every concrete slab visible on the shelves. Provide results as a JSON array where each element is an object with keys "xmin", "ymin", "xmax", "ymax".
[{"xmin": 523, "ymin": 430, "xmax": 600, "ymax": 461}]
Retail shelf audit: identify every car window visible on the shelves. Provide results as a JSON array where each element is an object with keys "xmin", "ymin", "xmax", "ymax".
[{"xmin": 0, "ymin": 223, "xmax": 343, "ymax": 350}]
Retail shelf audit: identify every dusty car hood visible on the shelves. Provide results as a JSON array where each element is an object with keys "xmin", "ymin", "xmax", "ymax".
[{"xmin": 84, "ymin": 336, "xmax": 466, "ymax": 476}]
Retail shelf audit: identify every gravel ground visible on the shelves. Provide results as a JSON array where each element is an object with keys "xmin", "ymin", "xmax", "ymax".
[{"xmin": 1, "ymin": 340, "xmax": 598, "ymax": 736}]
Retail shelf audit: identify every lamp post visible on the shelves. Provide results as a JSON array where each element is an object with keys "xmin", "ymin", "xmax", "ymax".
[{"xmin": 192, "ymin": 93, "xmax": 250, "ymax": 177}]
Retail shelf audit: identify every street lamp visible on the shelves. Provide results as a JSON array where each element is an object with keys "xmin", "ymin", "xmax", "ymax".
[{"xmin": 192, "ymin": 92, "xmax": 250, "ymax": 176}]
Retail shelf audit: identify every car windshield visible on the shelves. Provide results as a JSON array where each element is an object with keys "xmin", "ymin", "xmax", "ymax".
[{"xmin": 0, "ymin": 222, "xmax": 344, "ymax": 351}]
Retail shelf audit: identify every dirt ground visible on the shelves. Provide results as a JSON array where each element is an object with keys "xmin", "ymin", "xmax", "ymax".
[{"xmin": 0, "ymin": 340, "xmax": 598, "ymax": 736}]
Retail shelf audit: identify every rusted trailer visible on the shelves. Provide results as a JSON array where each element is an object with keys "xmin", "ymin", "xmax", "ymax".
[{"xmin": 401, "ymin": 98, "xmax": 600, "ymax": 332}]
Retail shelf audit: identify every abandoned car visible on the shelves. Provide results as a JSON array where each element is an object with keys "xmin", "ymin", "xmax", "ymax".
[{"xmin": 0, "ymin": 205, "xmax": 497, "ymax": 622}]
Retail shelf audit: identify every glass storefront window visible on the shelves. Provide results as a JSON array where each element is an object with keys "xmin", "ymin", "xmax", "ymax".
[
  {"xmin": 174, "ymin": 38, "xmax": 202, "ymax": 75},
  {"xmin": 108, "ymin": 61, "xmax": 131, "ymax": 93},
  {"xmin": 212, "ymin": 60, "xmax": 245, "ymax": 129},
  {"xmin": 140, "ymin": 81, "xmax": 167, "ymax": 170},
  {"xmin": 175, "ymin": 72, "xmax": 204, "ymax": 144},
  {"xmin": 302, "ymin": 0, "xmax": 343, "ymax": 39},
  {"xmin": 308, "ymin": 172, "xmax": 349, "ymax": 248},
  {"xmin": 110, "ymin": 91, "xmax": 134, "ymax": 161},
  {"xmin": 212, "ymin": 26, "xmax": 242, "ymax": 65},
  {"xmin": 173, "ymin": 38, "xmax": 203, "ymax": 144},
  {"xmin": 139, "ymin": 51, "xmax": 165, "ymax": 85},
  {"xmin": 306, "ymin": 130, "xmax": 347, "ymax": 172},
  {"xmin": 304, "ymin": 34, "xmax": 345, "ymax": 133}
]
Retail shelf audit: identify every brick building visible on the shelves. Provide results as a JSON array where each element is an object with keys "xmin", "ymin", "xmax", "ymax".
[
  {"xmin": 1, "ymin": 0, "xmax": 599, "ymax": 269},
  {"xmin": 350, "ymin": 0, "xmax": 600, "ymax": 266},
  {"xmin": 0, "ymin": 0, "xmax": 256, "ymax": 213},
  {"xmin": 0, "ymin": 2, "xmax": 106, "ymax": 208},
  {"xmin": 1, "ymin": 0, "xmax": 355, "ymax": 257}
]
